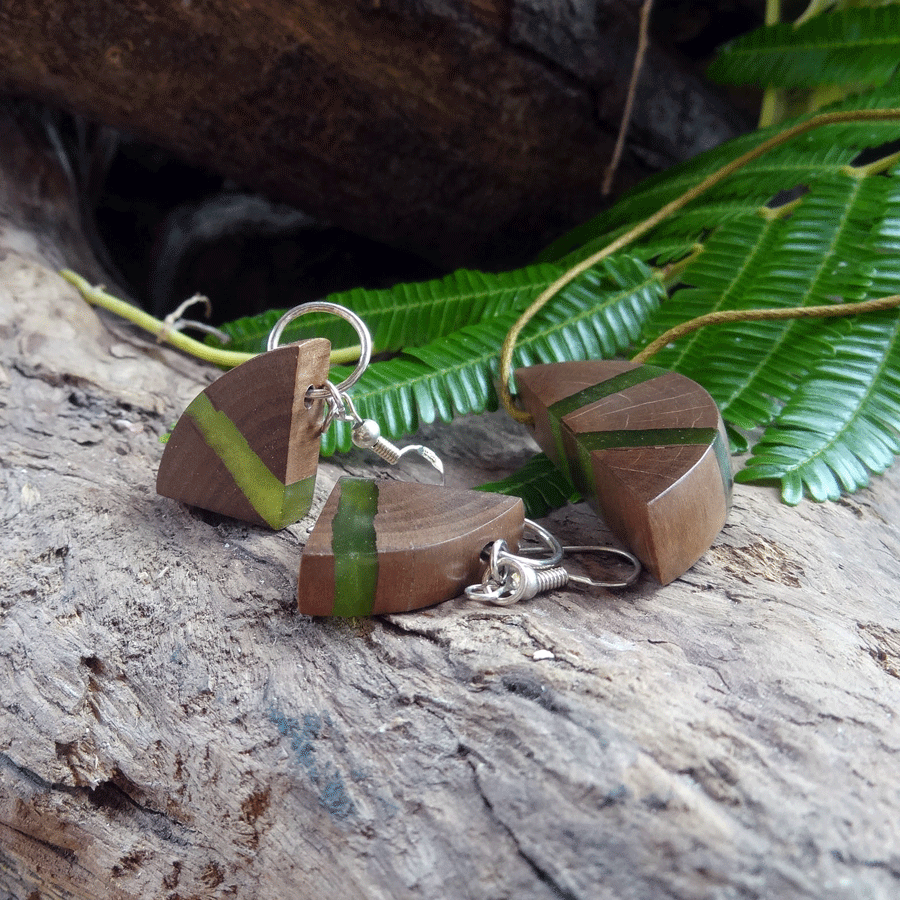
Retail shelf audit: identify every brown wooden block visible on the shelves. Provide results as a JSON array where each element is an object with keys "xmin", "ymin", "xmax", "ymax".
[
  {"xmin": 156, "ymin": 339, "xmax": 331, "ymax": 528},
  {"xmin": 515, "ymin": 360, "xmax": 732, "ymax": 584},
  {"xmin": 298, "ymin": 478, "xmax": 524, "ymax": 616}
]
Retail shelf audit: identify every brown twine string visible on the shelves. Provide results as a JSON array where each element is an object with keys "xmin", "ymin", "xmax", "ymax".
[
  {"xmin": 602, "ymin": 0, "xmax": 654, "ymax": 196},
  {"xmin": 498, "ymin": 107, "xmax": 900, "ymax": 424},
  {"xmin": 630, "ymin": 294, "xmax": 900, "ymax": 364}
]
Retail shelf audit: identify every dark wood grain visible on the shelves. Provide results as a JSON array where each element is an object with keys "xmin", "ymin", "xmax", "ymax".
[
  {"xmin": 515, "ymin": 360, "xmax": 731, "ymax": 583},
  {"xmin": 298, "ymin": 478, "xmax": 524, "ymax": 615},
  {"xmin": 156, "ymin": 339, "xmax": 331, "ymax": 528},
  {"xmin": 0, "ymin": 0, "xmax": 747, "ymax": 270}
]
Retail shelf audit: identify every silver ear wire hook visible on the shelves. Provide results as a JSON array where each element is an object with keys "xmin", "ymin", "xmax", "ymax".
[
  {"xmin": 267, "ymin": 301, "xmax": 444, "ymax": 481},
  {"xmin": 466, "ymin": 523, "xmax": 640, "ymax": 606},
  {"xmin": 561, "ymin": 546, "xmax": 641, "ymax": 590},
  {"xmin": 328, "ymin": 391, "xmax": 445, "ymax": 483}
]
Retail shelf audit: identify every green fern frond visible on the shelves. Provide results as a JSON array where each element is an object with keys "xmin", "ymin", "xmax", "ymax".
[
  {"xmin": 319, "ymin": 259, "xmax": 665, "ymax": 453},
  {"xmin": 708, "ymin": 6, "xmax": 900, "ymax": 89},
  {"xmin": 213, "ymin": 264, "xmax": 569, "ymax": 354},
  {"xmin": 737, "ymin": 311, "xmax": 900, "ymax": 503},
  {"xmin": 649, "ymin": 172, "xmax": 888, "ymax": 426},
  {"xmin": 474, "ymin": 454, "xmax": 577, "ymax": 518}
]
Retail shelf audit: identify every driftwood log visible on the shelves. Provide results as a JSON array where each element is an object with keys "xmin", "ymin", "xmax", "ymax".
[
  {"xmin": 2, "ymin": 131, "xmax": 900, "ymax": 900},
  {"xmin": 0, "ymin": 0, "xmax": 748, "ymax": 269}
]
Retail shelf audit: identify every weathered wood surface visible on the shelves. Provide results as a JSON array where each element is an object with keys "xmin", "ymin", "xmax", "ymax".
[
  {"xmin": 2, "ymin": 240, "xmax": 900, "ymax": 897},
  {"xmin": 0, "ymin": 0, "xmax": 748, "ymax": 269}
]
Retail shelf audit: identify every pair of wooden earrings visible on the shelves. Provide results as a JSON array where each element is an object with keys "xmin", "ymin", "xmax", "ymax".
[
  {"xmin": 157, "ymin": 302, "xmax": 732, "ymax": 615},
  {"xmin": 155, "ymin": 302, "xmax": 523, "ymax": 614}
]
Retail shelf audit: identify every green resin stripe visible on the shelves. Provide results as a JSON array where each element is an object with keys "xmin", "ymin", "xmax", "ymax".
[
  {"xmin": 574, "ymin": 427, "xmax": 719, "ymax": 453},
  {"xmin": 712, "ymin": 430, "xmax": 734, "ymax": 502},
  {"xmin": 330, "ymin": 479, "xmax": 380, "ymax": 617},
  {"xmin": 547, "ymin": 366, "xmax": 668, "ymax": 479},
  {"xmin": 185, "ymin": 392, "xmax": 315, "ymax": 529},
  {"xmin": 572, "ymin": 426, "xmax": 729, "ymax": 500},
  {"xmin": 548, "ymin": 365, "xmax": 667, "ymax": 419}
]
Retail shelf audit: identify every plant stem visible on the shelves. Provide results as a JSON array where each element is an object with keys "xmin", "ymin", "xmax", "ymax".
[
  {"xmin": 631, "ymin": 294, "xmax": 900, "ymax": 364},
  {"xmin": 757, "ymin": 0, "xmax": 783, "ymax": 128},
  {"xmin": 61, "ymin": 270, "xmax": 361, "ymax": 368}
]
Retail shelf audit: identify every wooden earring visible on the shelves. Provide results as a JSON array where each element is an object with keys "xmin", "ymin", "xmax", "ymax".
[
  {"xmin": 156, "ymin": 338, "xmax": 332, "ymax": 529},
  {"xmin": 157, "ymin": 300, "xmax": 384, "ymax": 529},
  {"xmin": 297, "ymin": 477, "xmax": 525, "ymax": 616},
  {"xmin": 514, "ymin": 360, "xmax": 732, "ymax": 585}
]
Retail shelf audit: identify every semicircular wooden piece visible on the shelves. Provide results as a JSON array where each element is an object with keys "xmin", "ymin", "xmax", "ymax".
[
  {"xmin": 157, "ymin": 339, "xmax": 331, "ymax": 529},
  {"xmin": 515, "ymin": 360, "xmax": 732, "ymax": 585},
  {"xmin": 298, "ymin": 478, "xmax": 524, "ymax": 616}
]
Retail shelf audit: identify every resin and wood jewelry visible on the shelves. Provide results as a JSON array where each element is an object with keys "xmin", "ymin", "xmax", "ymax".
[
  {"xmin": 157, "ymin": 339, "xmax": 331, "ymax": 529},
  {"xmin": 515, "ymin": 360, "xmax": 732, "ymax": 585},
  {"xmin": 298, "ymin": 477, "xmax": 524, "ymax": 616}
]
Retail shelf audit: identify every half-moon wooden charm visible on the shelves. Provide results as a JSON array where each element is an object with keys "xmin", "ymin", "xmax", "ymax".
[
  {"xmin": 298, "ymin": 478, "xmax": 524, "ymax": 616},
  {"xmin": 515, "ymin": 360, "xmax": 732, "ymax": 585},
  {"xmin": 157, "ymin": 339, "xmax": 331, "ymax": 529}
]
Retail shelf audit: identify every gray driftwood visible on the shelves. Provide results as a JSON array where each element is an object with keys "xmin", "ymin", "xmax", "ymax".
[{"xmin": 2, "ymin": 179, "xmax": 900, "ymax": 900}]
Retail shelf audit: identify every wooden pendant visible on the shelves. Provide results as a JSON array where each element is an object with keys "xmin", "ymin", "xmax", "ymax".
[
  {"xmin": 157, "ymin": 339, "xmax": 331, "ymax": 529},
  {"xmin": 298, "ymin": 478, "xmax": 524, "ymax": 616},
  {"xmin": 515, "ymin": 360, "xmax": 732, "ymax": 585}
]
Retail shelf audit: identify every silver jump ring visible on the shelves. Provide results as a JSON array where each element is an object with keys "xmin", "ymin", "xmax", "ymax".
[
  {"xmin": 496, "ymin": 519, "xmax": 564, "ymax": 570},
  {"xmin": 266, "ymin": 301, "xmax": 373, "ymax": 398}
]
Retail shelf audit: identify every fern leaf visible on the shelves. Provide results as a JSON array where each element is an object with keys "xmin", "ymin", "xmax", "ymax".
[
  {"xmin": 474, "ymin": 454, "xmax": 578, "ymax": 519},
  {"xmin": 212, "ymin": 264, "xmax": 568, "ymax": 353},
  {"xmin": 737, "ymin": 311, "xmax": 900, "ymax": 503},
  {"xmin": 708, "ymin": 6, "xmax": 900, "ymax": 89},
  {"xmin": 649, "ymin": 173, "xmax": 889, "ymax": 431}
]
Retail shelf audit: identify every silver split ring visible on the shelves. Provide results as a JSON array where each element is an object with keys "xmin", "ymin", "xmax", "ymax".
[
  {"xmin": 496, "ymin": 518, "xmax": 564, "ymax": 570},
  {"xmin": 266, "ymin": 301, "xmax": 373, "ymax": 398}
]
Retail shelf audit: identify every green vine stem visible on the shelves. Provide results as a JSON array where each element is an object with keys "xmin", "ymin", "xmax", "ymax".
[
  {"xmin": 631, "ymin": 294, "xmax": 900, "ymax": 364},
  {"xmin": 758, "ymin": 0, "xmax": 783, "ymax": 128},
  {"xmin": 61, "ymin": 270, "xmax": 360, "ymax": 368}
]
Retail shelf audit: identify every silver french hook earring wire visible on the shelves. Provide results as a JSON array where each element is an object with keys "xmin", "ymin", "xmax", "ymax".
[
  {"xmin": 267, "ymin": 301, "xmax": 444, "ymax": 482},
  {"xmin": 466, "ymin": 528, "xmax": 641, "ymax": 606},
  {"xmin": 465, "ymin": 520, "xmax": 564, "ymax": 605},
  {"xmin": 561, "ymin": 546, "xmax": 642, "ymax": 589},
  {"xmin": 496, "ymin": 518, "xmax": 564, "ymax": 570}
]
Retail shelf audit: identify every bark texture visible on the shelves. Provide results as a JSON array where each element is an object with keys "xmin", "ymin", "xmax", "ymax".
[
  {"xmin": 2, "ymin": 156, "xmax": 900, "ymax": 900},
  {"xmin": 0, "ymin": 0, "xmax": 747, "ymax": 269}
]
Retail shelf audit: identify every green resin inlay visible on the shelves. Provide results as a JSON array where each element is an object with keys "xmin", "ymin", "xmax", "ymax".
[
  {"xmin": 330, "ymin": 479, "xmax": 380, "ymax": 617},
  {"xmin": 185, "ymin": 392, "xmax": 315, "ymax": 529},
  {"xmin": 547, "ymin": 365, "xmax": 668, "ymax": 478},
  {"xmin": 574, "ymin": 426, "xmax": 719, "ymax": 453},
  {"xmin": 548, "ymin": 365, "xmax": 667, "ymax": 419},
  {"xmin": 712, "ymin": 429, "xmax": 734, "ymax": 504},
  {"xmin": 572, "ymin": 427, "xmax": 720, "ymax": 496}
]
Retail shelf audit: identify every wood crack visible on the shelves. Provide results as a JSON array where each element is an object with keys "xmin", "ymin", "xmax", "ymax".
[{"xmin": 462, "ymin": 751, "xmax": 580, "ymax": 900}]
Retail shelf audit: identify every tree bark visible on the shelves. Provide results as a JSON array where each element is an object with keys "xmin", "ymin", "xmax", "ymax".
[
  {"xmin": 1, "ymin": 109, "xmax": 900, "ymax": 900},
  {"xmin": 0, "ymin": 0, "xmax": 747, "ymax": 270}
]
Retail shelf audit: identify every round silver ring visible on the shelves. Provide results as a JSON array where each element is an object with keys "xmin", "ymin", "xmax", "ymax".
[
  {"xmin": 497, "ymin": 519, "xmax": 564, "ymax": 569},
  {"xmin": 266, "ymin": 301, "xmax": 372, "ymax": 397}
]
